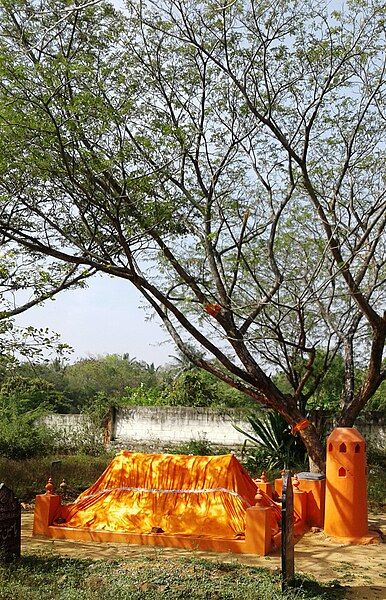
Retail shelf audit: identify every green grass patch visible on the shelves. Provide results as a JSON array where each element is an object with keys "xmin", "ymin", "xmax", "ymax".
[
  {"xmin": 0, "ymin": 551, "xmax": 343, "ymax": 600},
  {"xmin": 0, "ymin": 454, "xmax": 113, "ymax": 502},
  {"xmin": 368, "ymin": 466, "xmax": 386, "ymax": 511},
  {"xmin": 367, "ymin": 445, "xmax": 386, "ymax": 511}
]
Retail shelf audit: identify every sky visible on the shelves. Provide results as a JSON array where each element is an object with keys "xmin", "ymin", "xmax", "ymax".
[
  {"xmin": 12, "ymin": 0, "xmax": 174, "ymax": 366},
  {"xmin": 15, "ymin": 274, "xmax": 176, "ymax": 366},
  {"xmin": 10, "ymin": 0, "xmax": 177, "ymax": 366},
  {"xmin": 12, "ymin": 0, "xmax": 344, "ymax": 367}
]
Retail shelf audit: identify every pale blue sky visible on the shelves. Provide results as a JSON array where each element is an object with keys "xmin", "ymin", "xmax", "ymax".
[
  {"xmin": 14, "ymin": 0, "xmax": 173, "ymax": 365},
  {"xmin": 14, "ymin": 0, "xmax": 344, "ymax": 365},
  {"xmin": 15, "ymin": 275, "xmax": 175, "ymax": 365}
]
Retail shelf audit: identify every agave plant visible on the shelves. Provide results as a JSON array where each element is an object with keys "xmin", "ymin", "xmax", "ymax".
[{"xmin": 234, "ymin": 411, "xmax": 307, "ymax": 471}]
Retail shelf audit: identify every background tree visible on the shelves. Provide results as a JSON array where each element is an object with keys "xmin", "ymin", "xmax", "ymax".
[{"xmin": 0, "ymin": 0, "xmax": 385, "ymax": 470}]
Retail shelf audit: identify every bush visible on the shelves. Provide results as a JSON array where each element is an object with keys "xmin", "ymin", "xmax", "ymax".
[
  {"xmin": 120, "ymin": 385, "xmax": 166, "ymax": 406},
  {"xmin": 240, "ymin": 446, "xmax": 273, "ymax": 479},
  {"xmin": 169, "ymin": 438, "xmax": 215, "ymax": 456},
  {"xmin": 235, "ymin": 411, "xmax": 307, "ymax": 471},
  {"xmin": 0, "ymin": 453, "xmax": 113, "ymax": 501},
  {"xmin": 0, "ymin": 410, "xmax": 55, "ymax": 459}
]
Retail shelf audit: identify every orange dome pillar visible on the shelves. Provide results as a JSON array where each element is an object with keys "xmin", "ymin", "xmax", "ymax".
[{"xmin": 324, "ymin": 427, "xmax": 378, "ymax": 543}]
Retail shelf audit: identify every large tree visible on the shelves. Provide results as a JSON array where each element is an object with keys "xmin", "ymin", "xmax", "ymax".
[
  {"xmin": 0, "ymin": 0, "xmax": 385, "ymax": 470},
  {"xmin": 0, "ymin": 244, "xmax": 94, "ymax": 360}
]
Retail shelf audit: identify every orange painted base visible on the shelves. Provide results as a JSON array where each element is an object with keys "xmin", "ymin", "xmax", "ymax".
[
  {"xmin": 32, "ymin": 490, "xmax": 319, "ymax": 556},
  {"xmin": 32, "ymin": 492, "xmax": 277, "ymax": 555},
  {"xmin": 36, "ymin": 524, "xmax": 262, "ymax": 554}
]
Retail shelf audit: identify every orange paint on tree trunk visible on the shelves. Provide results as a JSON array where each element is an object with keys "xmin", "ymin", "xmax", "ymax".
[{"xmin": 204, "ymin": 303, "xmax": 222, "ymax": 317}]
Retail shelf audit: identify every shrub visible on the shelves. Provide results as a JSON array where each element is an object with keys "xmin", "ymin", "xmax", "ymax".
[
  {"xmin": 170, "ymin": 438, "xmax": 214, "ymax": 456},
  {"xmin": 235, "ymin": 411, "xmax": 307, "ymax": 471},
  {"xmin": 0, "ymin": 410, "xmax": 55, "ymax": 459},
  {"xmin": 0, "ymin": 453, "xmax": 113, "ymax": 501}
]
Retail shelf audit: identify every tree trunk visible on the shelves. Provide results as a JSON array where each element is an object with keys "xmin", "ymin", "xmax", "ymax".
[
  {"xmin": 299, "ymin": 423, "xmax": 326, "ymax": 473},
  {"xmin": 342, "ymin": 336, "xmax": 355, "ymax": 410}
]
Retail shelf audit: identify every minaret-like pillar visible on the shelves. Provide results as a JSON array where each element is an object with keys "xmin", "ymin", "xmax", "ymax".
[{"xmin": 324, "ymin": 427, "xmax": 378, "ymax": 543}]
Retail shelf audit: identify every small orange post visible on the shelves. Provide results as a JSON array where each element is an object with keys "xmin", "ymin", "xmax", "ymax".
[
  {"xmin": 254, "ymin": 471, "xmax": 273, "ymax": 498},
  {"xmin": 324, "ymin": 427, "xmax": 379, "ymax": 543},
  {"xmin": 274, "ymin": 477, "xmax": 282, "ymax": 498},
  {"xmin": 33, "ymin": 478, "xmax": 61, "ymax": 537},
  {"xmin": 275, "ymin": 475, "xmax": 326, "ymax": 528},
  {"xmin": 245, "ymin": 490, "xmax": 273, "ymax": 555}
]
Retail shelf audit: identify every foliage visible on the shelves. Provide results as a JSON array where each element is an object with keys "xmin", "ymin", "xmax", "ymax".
[
  {"xmin": 0, "ymin": 320, "xmax": 72, "ymax": 364},
  {"xmin": 120, "ymin": 384, "xmax": 166, "ymax": 407},
  {"xmin": 0, "ymin": 552, "xmax": 342, "ymax": 600},
  {"xmin": 235, "ymin": 412, "xmax": 307, "ymax": 471},
  {"xmin": 164, "ymin": 369, "xmax": 218, "ymax": 407},
  {"xmin": 0, "ymin": 245, "xmax": 90, "ymax": 361},
  {"xmin": 366, "ymin": 444, "xmax": 386, "ymax": 511},
  {"xmin": 240, "ymin": 446, "xmax": 278, "ymax": 480},
  {"xmin": 1, "ymin": 0, "xmax": 386, "ymax": 470},
  {"xmin": 0, "ymin": 374, "xmax": 71, "ymax": 413},
  {"xmin": 3, "ymin": 355, "xmax": 257, "ymax": 412},
  {"xmin": 1, "ymin": 355, "xmax": 169, "ymax": 413},
  {"xmin": 363, "ymin": 372, "xmax": 386, "ymax": 412},
  {"xmin": 64, "ymin": 354, "xmax": 162, "ymax": 403},
  {"xmin": 169, "ymin": 438, "xmax": 216, "ymax": 456},
  {"xmin": 0, "ymin": 406, "xmax": 54, "ymax": 459},
  {"xmin": 0, "ymin": 453, "xmax": 113, "ymax": 502},
  {"xmin": 0, "ymin": 371, "xmax": 74, "ymax": 460},
  {"xmin": 163, "ymin": 367, "xmax": 256, "ymax": 409}
]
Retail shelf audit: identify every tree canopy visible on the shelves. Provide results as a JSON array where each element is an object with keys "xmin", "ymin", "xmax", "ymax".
[
  {"xmin": 0, "ymin": 230, "xmax": 93, "ymax": 360},
  {"xmin": 0, "ymin": 0, "xmax": 385, "ymax": 470}
]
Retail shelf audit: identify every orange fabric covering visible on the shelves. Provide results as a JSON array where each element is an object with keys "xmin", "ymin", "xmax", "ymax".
[{"xmin": 57, "ymin": 452, "xmax": 258, "ymax": 538}]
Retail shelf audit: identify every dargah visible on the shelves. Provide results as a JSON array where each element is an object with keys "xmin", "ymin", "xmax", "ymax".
[{"xmin": 33, "ymin": 428, "xmax": 379, "ymax": 556}]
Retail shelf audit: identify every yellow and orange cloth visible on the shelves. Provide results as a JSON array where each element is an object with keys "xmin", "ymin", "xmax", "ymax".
[{"xmin": 57, "ymin": 452, "xmax": 258, "ymax": 538}]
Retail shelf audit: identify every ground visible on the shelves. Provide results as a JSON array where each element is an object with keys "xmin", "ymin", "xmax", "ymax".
[{"xmin": 21, "ymin": 512, "xmax": 385, "ymax": 599}]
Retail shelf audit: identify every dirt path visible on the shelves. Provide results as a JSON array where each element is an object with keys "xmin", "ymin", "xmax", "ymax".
[{"xmin": 22, "ymin": 512, "xmax": 385, "ymax": 599}]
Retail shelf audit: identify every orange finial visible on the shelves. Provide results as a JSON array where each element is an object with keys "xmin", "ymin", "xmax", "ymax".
[
  {"xmin": 255, "ymin": 488, "xmax": 264, "ymax": 506},
  {"xmin": 293, "ymin": 474, "xmax": 300, "ymax": 490},
  {"xmin": 45, "ymin": 477, "xmax": 54, "ymax": 495},
  {"xmin": 260, "ymin": 471, "xmax": 267, "ymax": 482}
]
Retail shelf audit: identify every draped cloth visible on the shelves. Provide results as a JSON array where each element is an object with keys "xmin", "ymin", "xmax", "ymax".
[{"xmin": 57, "ymin": 452, "xmax": 258, "ymax": 538}]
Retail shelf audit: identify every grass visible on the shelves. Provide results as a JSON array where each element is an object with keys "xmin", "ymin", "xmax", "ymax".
[
  {"xmin": 0, "ymin": 552, "xmax": 344, "ymax": 600},
  {"xmin": 0, "ymin": 454, "xmax": 113, "ymax": 502},
  {"xmin": 0, "ymin": 448, "xmax": 380, "ymax": 598},
  {"xmin": 367, "ymin": 446, "xmax": 386, "ymax": 512}
]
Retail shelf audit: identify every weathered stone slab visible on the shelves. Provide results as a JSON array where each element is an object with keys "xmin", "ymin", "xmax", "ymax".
[{"xmin": 0, "ymin": 483, "xmax": 21, "ymax": 560}]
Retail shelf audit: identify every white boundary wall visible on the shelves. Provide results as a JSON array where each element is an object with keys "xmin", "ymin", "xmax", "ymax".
[
  {"xmin": 113, "ymin": 406, "xmax": 254, "ymax": 446},
  {"xmin": 41, "ymin": 407, "xmax": 386, "ymax": 448}
]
